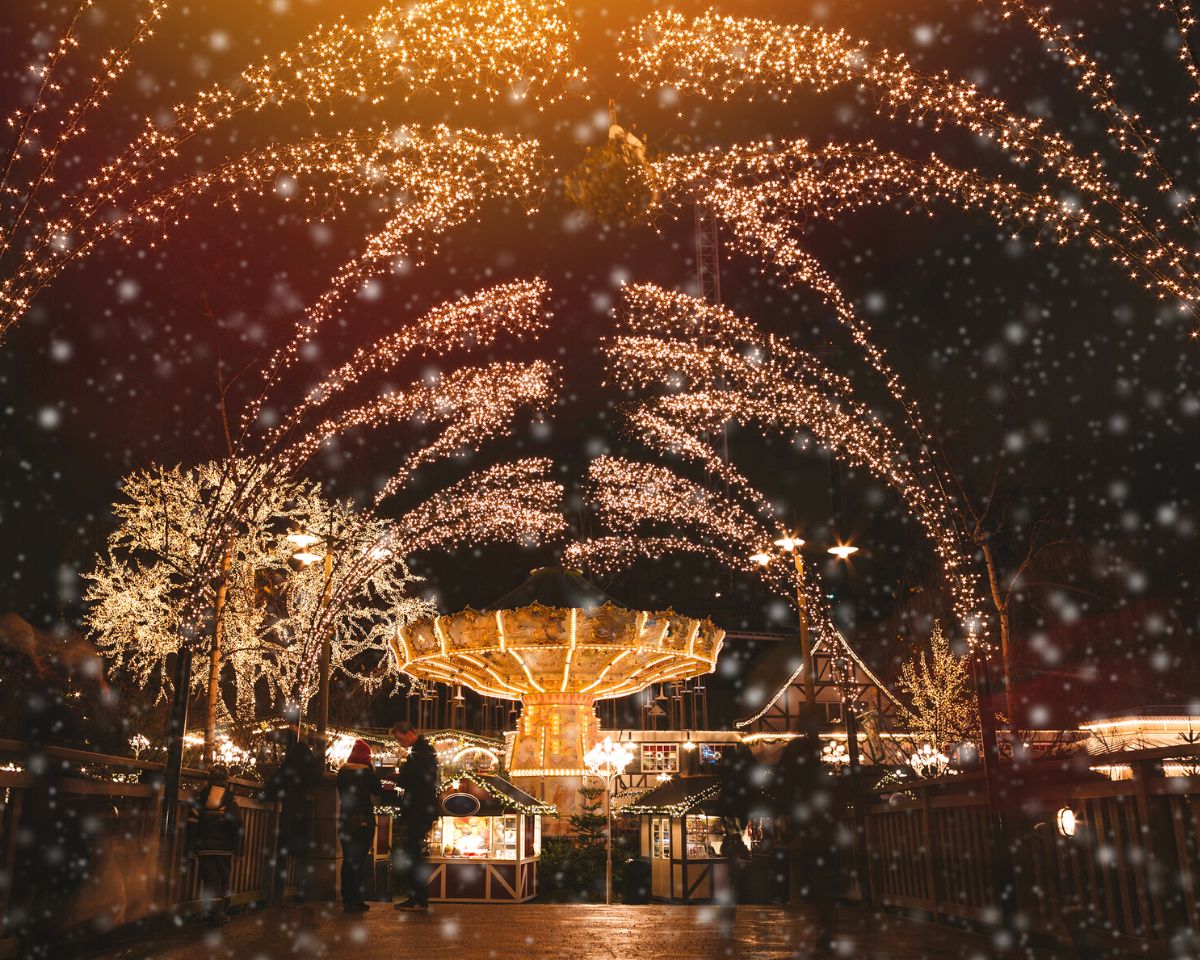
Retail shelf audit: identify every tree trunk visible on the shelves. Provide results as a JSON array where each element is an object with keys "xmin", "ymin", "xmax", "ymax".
[
  {"xmin": 203, "ymin": 545, "xmax": 233, "ymax": 765},
  {"xmin": 978, "ymin": 539, "xmax": 1017, "ymax": 730}
]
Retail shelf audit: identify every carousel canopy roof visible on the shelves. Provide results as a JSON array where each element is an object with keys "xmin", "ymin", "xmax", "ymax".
[
  {"xmin": 392, "ymin": 567, "xmax": 724, "ymax": 702},
  {"xmin": 485, "ymin": 566, "xmax": 624, "ymax": 612}
]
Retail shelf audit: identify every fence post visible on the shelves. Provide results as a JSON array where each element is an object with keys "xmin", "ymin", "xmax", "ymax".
[
  {"xmin": 1131, "ymin": 758, "xmax": 1175, "ymax": 942},
  {"xmin": 920, "ymin": 783, "xmax": 939, "ymax": 915}
]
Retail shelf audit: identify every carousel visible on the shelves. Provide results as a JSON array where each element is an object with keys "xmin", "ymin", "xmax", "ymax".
[{"xmin": 391, "ymin": 567, "xmax": 725, "ymax": 823}]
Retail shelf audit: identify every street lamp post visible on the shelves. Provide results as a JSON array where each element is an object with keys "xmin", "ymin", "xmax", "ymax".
[
  {"xmin": 751, "ymin": 536, "xmax": 858, "ymax": 731},
  {"xmin": 752, "ymin": 536, "xmax": 870, "ymax": 903},
  {"xmin": 584, "ymin": 736, "xmax": 635, "ymax": 905},
  {"xmin": 288, "ymin": 530, "xmax": 335, "ymax": 759}
]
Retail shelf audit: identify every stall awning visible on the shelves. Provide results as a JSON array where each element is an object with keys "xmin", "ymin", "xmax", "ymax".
[
  {"xmin": 624, "ymin": 776, "xmax": 722, "ymax": 817},
  {"xmin": 440, "ymin": 772, "xmax": 557, "ymax": 817}
]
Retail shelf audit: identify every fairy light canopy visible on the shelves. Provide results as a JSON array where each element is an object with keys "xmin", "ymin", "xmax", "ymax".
[{"xmin": 390, "ymin": 566, "xmax": 725, "ymax": 702}]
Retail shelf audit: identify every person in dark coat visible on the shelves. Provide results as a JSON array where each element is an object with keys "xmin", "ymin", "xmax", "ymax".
[
  {"xmin": 336, "ymin": 739, "xmax": 386, "ymax": 914},
  {"xmin": 187, "ymin": 767, "xmax": 243, "ymax": 926},
  {"xmin": 777, "ymin": 731, "xmax": 839, "ymax": 952},
  {"xmin": 390, "ymin": 721, "xmax": 439, "ymax": 912},
  {"xmin": 714, "ymin": 743, "xmax": 759, "ymax": 905},
  {"xmin": 262, "ymin": 709, "xmax": 320, "ymax": 903}
]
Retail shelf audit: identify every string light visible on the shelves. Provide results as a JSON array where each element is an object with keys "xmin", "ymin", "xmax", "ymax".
[
  {"xmin": 625, "ymin": 9, "xmax": 1200, "ymax": 324},
  {"xmin": 624, "ymin": 781, "xmax": 722, "ymax": 818},
  {"xmin": 0, "ymin": 0, "xmax": 578, "ymax": 338},
  {"xmin": 297, "ymin": 278, "xmax": 551, "ymax": 416},
  {"xmin": 598, "ymin": 283, "xmax": 986, "ymax": 646},
  {"xmin": 567, "ymin": 454, "xmax": 864, "ymax": 689},
  {"xmin": 392, "ymin": 458, "xmax": 567, "ymax": 555}
]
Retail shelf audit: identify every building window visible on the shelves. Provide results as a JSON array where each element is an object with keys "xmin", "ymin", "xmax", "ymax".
[
  {"xmin": 699, "ymin": 744, "xmax": 728, "ymax": 768},
  {"xmin": 652, "ymin": 817, "xmax": 671, "ymax": 859},
  {"xmin": 642, "ymin": 743, "xmax": 679, "ymax": 773}
]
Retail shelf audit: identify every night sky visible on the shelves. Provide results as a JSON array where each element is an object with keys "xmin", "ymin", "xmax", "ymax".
[{"xmin": 1, "ymin": 0, "xmax": 1197, "ymax": 731}]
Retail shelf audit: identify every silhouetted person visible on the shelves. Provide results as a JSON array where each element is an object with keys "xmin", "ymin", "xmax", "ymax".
[
  {"xmin": 3, "ymin": 614, "xmax": 113, "ymax": 957},
  {"xmin": 336, "ymin": 739, "xmax": 385, "ymax": 914},
  {"xmin": 262, "ymin": 707, "xmax": 320, "ymax": 904},
  {"xmin": 715, "ymin": 744, "xmax": 759, "ymax": 905},
  {"xmin": 390, "ymin": 721, "xmax": 439, "ymax": 912},
  {"xmin": 778, "ymin": 731, "xmax": 838, "ymax": 954},
  {"xmin": 187, "ymin": 767, "xmax": 243, "ymax": 926}
]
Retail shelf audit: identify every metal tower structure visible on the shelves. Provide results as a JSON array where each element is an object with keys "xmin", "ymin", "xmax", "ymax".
[{"xmin": 694, "ymin": 202, "xmax": 722, "ymax": 306}]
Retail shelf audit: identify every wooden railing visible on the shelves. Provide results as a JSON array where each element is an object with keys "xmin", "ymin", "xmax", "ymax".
[
  {"xmin": 3, "ymin": 738, "xmax": 1196, "ymax": 953},
  {"xmin": 840, "ymin": 745, "xmax": 1200, "ymax": 952},
  {"xmin": 0, "ymin": 740, "xmax": 296, "ymax": 957}
]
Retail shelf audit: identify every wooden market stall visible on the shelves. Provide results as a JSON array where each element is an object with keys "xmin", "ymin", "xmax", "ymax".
[
  {"xmin": 626, "ymin": 776, "xmax": 779, "ymax": 903},
  {"xmin": 424, "ymin": 773, "xmax": 555, "ymax": 903}
]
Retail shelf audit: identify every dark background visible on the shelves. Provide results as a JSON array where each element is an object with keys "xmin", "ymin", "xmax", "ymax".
[{"xmin": 0, "ymin": 0, "xmax": 1196, "ymax": 731}]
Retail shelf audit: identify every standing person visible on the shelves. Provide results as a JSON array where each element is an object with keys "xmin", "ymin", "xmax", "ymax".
[
  {"xmin": 187, "ymin": 767, "xmax": 243, "ymax": 927},
  {"xmin": 390, "ymin": 721, "xmax": 439, "ymax": 912},
  {"xmin": 262, "ymin": 707, "xmax": 320, "ymax": 906},
  {"xmin": 777, "ymin": 732, "xmax": 838, "ymax": 953},
  {"xmin": 336, "ymin": 739, "xmax": 385, "ymax": 914}
]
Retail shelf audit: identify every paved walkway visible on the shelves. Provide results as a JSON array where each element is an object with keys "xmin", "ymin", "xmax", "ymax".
[{"xmin": 94, "ymin": 903, "xmax": 1061, "ymax": 960}]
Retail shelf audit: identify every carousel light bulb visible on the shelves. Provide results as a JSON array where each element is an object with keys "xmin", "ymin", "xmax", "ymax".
[{"xmin": 828, "ymin": 544, "xmax": 859, "ymax": 560}]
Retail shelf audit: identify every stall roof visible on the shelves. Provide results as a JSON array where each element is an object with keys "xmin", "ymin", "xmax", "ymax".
[
  {"xmin": 443, "ymin": 773, "xmax": 557, "ymax": 817},
  {"xmin": 478, "ymin": 774, "xmax": 556, "ymax": 813},
  {"xmin": 624, "ymin": 776, "xmax": 722, "ymax": 817}
]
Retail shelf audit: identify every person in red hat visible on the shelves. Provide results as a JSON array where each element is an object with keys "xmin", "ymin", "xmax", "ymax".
[{"xmin": 335, "ymin": 739, "xmax": 387, "ymax": 913}]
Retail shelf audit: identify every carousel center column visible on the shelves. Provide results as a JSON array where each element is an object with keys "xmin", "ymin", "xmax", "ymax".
[{"xmin": 507, "ymin": 692, "xmax": 600, "ymax": 833}]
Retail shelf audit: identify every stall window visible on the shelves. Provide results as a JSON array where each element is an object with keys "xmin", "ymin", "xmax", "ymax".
[
  {"xmin": 699, "ymin": 744, "xmax": 728, "ymax": 768},
  {"xmin": 434, "ymin": 815, "xmax": 519, "ymax": 860},
  {"xmin": 642, "ymin": 744, "xmax": 679, "ymax": 773},
  {"xmin": 501, "ymin": 814, "xmax": 519, "ymax": 858},
  {"xmin": 651, "ymin": 816, "xmax": 671, "ymax": 859},
  {"xmin": 685, "ymin": 815, "xmax": 725, "ymax": 859}
]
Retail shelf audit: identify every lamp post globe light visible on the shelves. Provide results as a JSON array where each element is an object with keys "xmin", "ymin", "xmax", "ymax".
[
  {"xmin": 751, "ymin": 534, "xmax": 860, "ymax": 728},
  {"xmin": 584, "ymin": 735, "xmax": 635, "ymax": 905}
]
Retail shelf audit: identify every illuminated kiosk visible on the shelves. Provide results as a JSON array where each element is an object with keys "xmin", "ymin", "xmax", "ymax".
[
  {"xmin": 392, "ymin": 567, "xmax": 724, "ymax": 826},
  {"xmin": 426, "ymin": 773, "xmax": 555, "ymax": 903},
  {"xmin": 625, "ymin": 774, "xmax": 779, "ymax": 903}
]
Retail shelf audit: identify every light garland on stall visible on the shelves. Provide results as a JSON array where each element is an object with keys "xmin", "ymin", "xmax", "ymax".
[
  {"xmin": 435, "ymin": 770, "xmax": 557, "ymax": 817},
  {"xmin": 624, "ymin": 780, "xmax": 723, "ymax": 818}
]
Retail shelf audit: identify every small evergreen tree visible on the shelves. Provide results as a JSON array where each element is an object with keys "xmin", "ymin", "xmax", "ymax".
[
  {"xmin": 570, "ymin": 783, "xmax": 608, "ymax": 849},
  {"xmin": 899, "ymin": 621, "xmax": 981, "ymax": 750},
  {"xmin": 540, "ymin": 783, "xmax": 635, "ymax": 902}
]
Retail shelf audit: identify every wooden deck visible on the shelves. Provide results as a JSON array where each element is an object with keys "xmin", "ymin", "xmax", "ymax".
[{"xmin": 94, "ymin": 903, "xmax": 1061, "ymax": 960}]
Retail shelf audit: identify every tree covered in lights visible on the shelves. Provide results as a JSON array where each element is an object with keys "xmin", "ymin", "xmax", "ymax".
[
  {"xmin": 897, "ymin": 621, "xmax": 980, "ymax": 752},
  {"xmin": 82, "ymin": 459, "xmax": 429, "ymax": 730}
]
